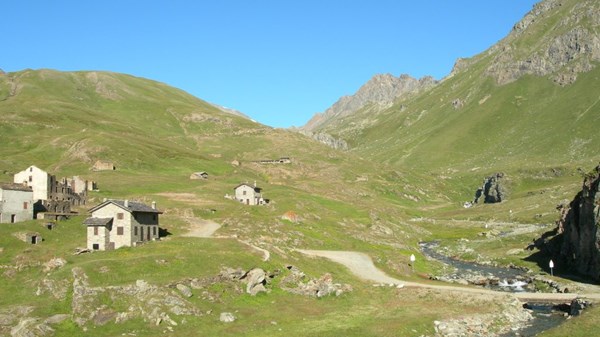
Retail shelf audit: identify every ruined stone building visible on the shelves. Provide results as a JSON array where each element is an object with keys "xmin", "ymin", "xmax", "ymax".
[
  {"xmin": 83, "ymin": 199, "xmax": 162, "ymax": 251},
  {"xmin": 234, "ymin": 182, "xmax": 268, "ymax": 205},
  {"xmin": 0, "ymin": 183, "xmax": 34, "ymax": 223},
  {"xmin": 13, "ymin": 165, "xmax": 88, "ymax": 217}
]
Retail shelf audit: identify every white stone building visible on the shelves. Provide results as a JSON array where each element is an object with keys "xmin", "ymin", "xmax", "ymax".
[
  {"xmin": 234, "ymin": 182, "xmax": 267, "ymax": 205},
  {"xmin": 0, "ymin": 183, "xmax": 34, "ymax": 223},
  {"xmin": 83, "ymin": 199, "xmax": 162, "ymax": 251},
  {"xmin": 13, "ymin": 165, "xmax": 50, "ymax": 202},
  {"xmin": 13, "ymin": 165, "xmax": 88, "ymax": 217}
]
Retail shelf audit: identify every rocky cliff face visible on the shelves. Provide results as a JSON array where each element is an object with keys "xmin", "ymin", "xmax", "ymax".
[
  {"xmin": 541, "ymin": 164, "xmax": 600, "ymax": 280},
  {"xmin": 302, "ymin": 73, "xmax": 437, "ymax": 132},
  {"xmin": 483, "ymin": 0, "xmax": 600, "ymax": 86}
]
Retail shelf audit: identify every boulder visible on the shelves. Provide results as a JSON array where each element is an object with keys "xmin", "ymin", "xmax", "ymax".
[
  {"xmin": 176, "ymin": 284, "xmax": 193, "ymax": 298},
  {"xmin": 243, "ymin": 268, "xmax": 267, "ymax": 296},
  {"xmin": 219, "ymin": 312, "xmax": 235, "ymax": 323},
  {"xmin": 42, "ymin": 258, "xmax": 66, "ymax": 273}
]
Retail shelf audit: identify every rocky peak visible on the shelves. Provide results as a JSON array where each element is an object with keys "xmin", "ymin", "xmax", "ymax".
[
  {"xmin": 302, "ymin": 73, "xmax": 437, "ymax": 132},
  {"xmin": 484, "ymin": 0, "xmax": 600, "ymax": 85}
]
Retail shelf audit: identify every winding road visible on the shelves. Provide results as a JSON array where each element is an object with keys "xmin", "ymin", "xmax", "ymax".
[{"xmin": 296, "ymin": 249, "xmax": 600, "ymax": 302}]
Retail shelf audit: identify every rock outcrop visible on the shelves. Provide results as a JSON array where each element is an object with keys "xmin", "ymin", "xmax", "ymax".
[
  {"xmin": 474, "ymin": 173, "xmax": 506, "ymax": 204},
  {"xmin": 544, "ymin": 164, "xmax": 600, "ymax": 280},
  {"xmin": 299, "ymin": 131, "xmax": 349, "ymax": 150}
]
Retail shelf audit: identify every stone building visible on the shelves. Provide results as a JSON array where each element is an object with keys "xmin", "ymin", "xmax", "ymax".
[
  {"xmin": 190, "ymin": 172, "xmax": 208, "ymax": 180},
  {"xmin": 0, "ymin": 183, "xmax": 34, "ymax": 223},
  {"xmin": 13, "ymin": 165, "xmax": 88, "ymax": 217},
  {"xmin": 92, "ymin": 160, "xmax": 116, "ymax": 171},
  {"xmin": 83, "ymin": 199, "xmax": 162, "ymax": 251},
  {"xmin": 234, "ymin": 182, "xmax": 267, "ymax": 205}
]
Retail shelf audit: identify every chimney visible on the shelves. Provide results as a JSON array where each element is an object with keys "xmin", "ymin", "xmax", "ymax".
[
  {"xmin": 124, "ymin": 199, "xmax": 129, "ymax": 208},
  {"xmin": 152, "ymin": 201, "xmax": 156, "ymax": 210},
  {"xmin": 254, "ymin": 180, "xmax": 257, "ymax": 187}
]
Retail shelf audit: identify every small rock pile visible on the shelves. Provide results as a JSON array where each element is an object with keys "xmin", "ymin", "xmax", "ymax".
[{"xmin": 279, "ymin": 265, "xmax": 352, "ymax": 297}]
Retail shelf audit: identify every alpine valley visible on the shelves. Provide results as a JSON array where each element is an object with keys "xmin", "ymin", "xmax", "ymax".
[{"xmin": 1, "ymin": 0, "xmax": 599, "ymax": 336}]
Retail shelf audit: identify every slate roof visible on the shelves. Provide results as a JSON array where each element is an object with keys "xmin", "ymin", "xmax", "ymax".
[
  {"xmin": 88, "ymin": 199, "xmax": 163, "ymax": 214},
  {"xmin": 234, "ymin": 183, "xmax": 262, "ymax": 192},
  {"xmin": 0, "ymin": 183, "xmax": 33, "ymax": 192},
  {"xmin": 83, "ymin": 217, "xmax": 113, "ymax": 226}
]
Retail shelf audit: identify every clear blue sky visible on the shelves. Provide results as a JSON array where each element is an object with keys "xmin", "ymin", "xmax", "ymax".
[{"xmin": 2, "ymin": 1, "xmax": 539, "ymax": 128}]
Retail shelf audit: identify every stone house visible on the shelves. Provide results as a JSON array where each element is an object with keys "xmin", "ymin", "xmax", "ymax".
[
  {"xmin": 234, "ymin": 182, "xmax": 267, "ymax": 205},
  {"xmin": 92, "ymin": 160, "xmax": 116, "ymax": 171},
  {"xmin": 0, "ymin": 183, "xmax": 34, "ymax": 223},
  {"xmin": 13, "ymin": 165, "xmax": 88, "ymax": 217},
  {"xmin": 83, "ymin": 199, "xmax": 162, "ymax": 251}
]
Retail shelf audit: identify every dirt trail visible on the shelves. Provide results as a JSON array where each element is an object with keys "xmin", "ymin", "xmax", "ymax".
[
  {"xmin": 182, "ymin": 219, "xmax": 221, "ymax": 238},
  {"xmin": 296, "ymin": 249, "xmax": 600, "ymax": 302},
  {"xmin": 182, "ymin": 218, "xmax": 270, "ymax": 261}
]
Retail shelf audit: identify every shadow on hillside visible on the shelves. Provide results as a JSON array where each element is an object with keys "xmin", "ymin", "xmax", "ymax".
[
  {"xmin": 523, "ymin": 228, "xmax": 599, "ymax": 286},
  {"xmin": 159, "ymin": 228, "xmax": 172, "ymax": 238}
]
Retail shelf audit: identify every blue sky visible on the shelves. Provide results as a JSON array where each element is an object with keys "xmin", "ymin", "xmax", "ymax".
[{"xmin": 3, "ymin": 1, "xmax": 539, "ymax": 127}]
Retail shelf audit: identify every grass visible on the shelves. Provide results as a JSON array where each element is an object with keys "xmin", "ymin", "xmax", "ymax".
[{"xmin": 1, "ymin": 49, "xmax": 599, "ymax": 336}]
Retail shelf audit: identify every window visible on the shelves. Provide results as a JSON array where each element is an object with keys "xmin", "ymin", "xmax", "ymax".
[
  {"xmin": 243, "ymin": 190, "xmax": 247, "ymax": 195},
  {"xmin": 23, "ymin": 202, "xmax": 28, "ymax": 210},
  {"xmin": 117, "ymin": 213, "xmax": 124, "ymax": 220},
  {"xmin": 117, "ymin": 226, "xmax": 124, "ymax": 235},
  {"xmin": 94, "ymin": 227, "xmax": 98, "ymax": 235},
  {"xmin": 153, "ymin": 215, "xmax": 157, "ymax": 221},
  {"xmin": 29, "ymin": 176, "xmax": 32, "ymax": 182},
  {"xmin": 153, "ymin": 226, "xmax": 157, "ymax": 236},
  {"xmin": 134, "ymin": 226, "xmax": 138, "ymax": 236}
]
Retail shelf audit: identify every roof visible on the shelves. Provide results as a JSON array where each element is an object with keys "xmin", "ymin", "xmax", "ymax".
[
  {"xmin": 88, "ymin": 199, "xmax": 163, "ymax": 214},
  {"xmin": 0, "ymin": 183, "xmax": 33, "ymax": 192},
  {"xmin": 234, "ymin": 183, "xmax": 262, "ymax": 192},
  {"xmin": 83, "ymin": 217, "xmax": 113, "ymax": 226}
]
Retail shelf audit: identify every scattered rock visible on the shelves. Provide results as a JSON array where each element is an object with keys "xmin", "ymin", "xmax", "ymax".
[
  {"xmin": 10, "ymin": 317, "xmax": 53, "ymax": 337},
  {"xmin": 43, "ymin": 314, "xmax": 70, "ymax": 325}
]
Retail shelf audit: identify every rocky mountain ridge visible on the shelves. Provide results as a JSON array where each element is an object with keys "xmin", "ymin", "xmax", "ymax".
[
  {"xmin": 302, "ymin": 73, "xmax": 437, "ymax": 133},
  {"xmin": 482, "ymin": 0, "xmax": 600, "ymax": 86}
]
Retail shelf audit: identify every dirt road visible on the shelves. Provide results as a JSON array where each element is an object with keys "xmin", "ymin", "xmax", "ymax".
[{"xmin": 297, "ymin": 249, "xmax": 600, "ymax": 302}]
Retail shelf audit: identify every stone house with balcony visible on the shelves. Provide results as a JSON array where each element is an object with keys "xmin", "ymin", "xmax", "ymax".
[{"xmin": 83, "ymin": 199, "xmax": 162, "ymax": 251}]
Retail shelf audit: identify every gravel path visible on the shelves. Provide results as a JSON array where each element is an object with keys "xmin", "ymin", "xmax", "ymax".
[{"xmin": 296, "ymin": 249, "xmax": 600, "ymax": 302}]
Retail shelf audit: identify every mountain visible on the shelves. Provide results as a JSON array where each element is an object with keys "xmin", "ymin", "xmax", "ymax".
[
  {"xmin": 304, "ymin": 0, "xmax": 600, "ymax": 173},
  {"xmin": 302, "ymin": 73, "xmax": 437, "ymax": 132}
]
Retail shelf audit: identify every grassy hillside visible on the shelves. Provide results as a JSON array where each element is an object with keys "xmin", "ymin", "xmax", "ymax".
[{"xmin": 0, "ymin": 68, "xmax": 529, "ymax": 336}]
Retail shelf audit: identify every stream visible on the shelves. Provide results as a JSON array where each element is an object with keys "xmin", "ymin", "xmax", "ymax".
[{"xmin": 420, "ymin": 241, "xmax": 568, "ymax": 337}]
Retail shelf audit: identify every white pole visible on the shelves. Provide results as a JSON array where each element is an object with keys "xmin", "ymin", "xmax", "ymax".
[{"xmin": 549, "ymin": 259, "xmax": 554, "ymax": 276}]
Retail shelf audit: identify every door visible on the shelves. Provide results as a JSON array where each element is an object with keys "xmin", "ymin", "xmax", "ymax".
[
  {"xmin": 11, "ymin": 214, "xmax": 16, "ymax": 223},
  {"xmin": 140, "ymin": 226, "xmax": 144, "ymax": 242},
  {"xmin": 147, "ymin": 227, "xmax": 151, "ymax": 241}
]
